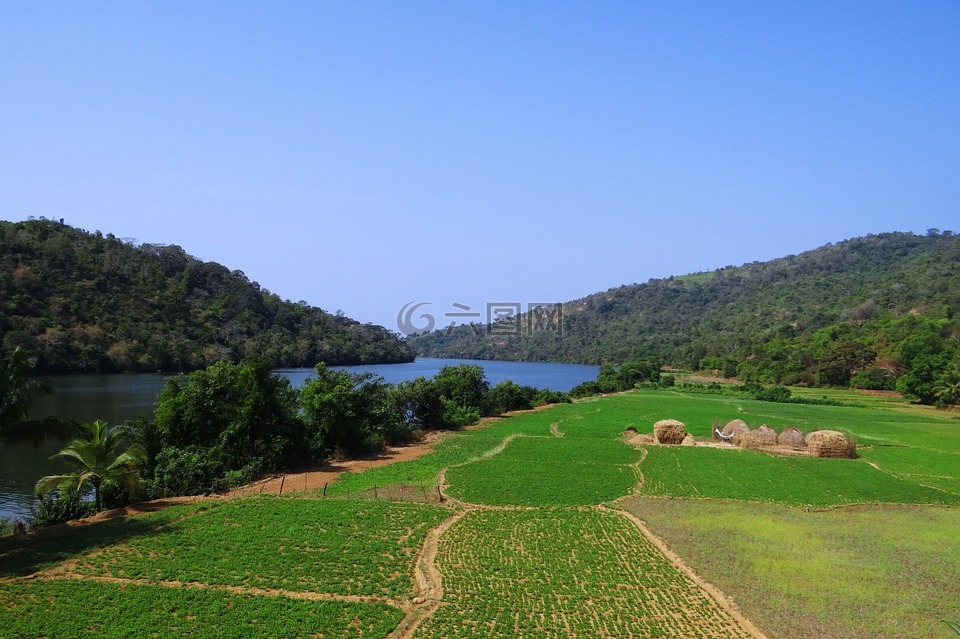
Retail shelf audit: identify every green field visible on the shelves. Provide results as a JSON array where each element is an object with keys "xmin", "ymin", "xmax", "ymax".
[
  {"xmin": 72, "ymin": 497, "xmax": 448, "ymax": 597},
  {"xmin": 2, "ymin": 388, "xmax": 958, "ymax": 638},
  {"xmin": 623, "ymin": 498, "xmax": 960, "ymax": 639},
  {"xmin": 417, "ymin": 508, "xmax": 754, "ymax": 639},
  {"xmin": 0, "ymin": 579, "xmax": 404, "ymax": 639}
]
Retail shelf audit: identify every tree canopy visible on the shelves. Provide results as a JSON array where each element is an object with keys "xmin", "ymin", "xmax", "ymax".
[{"xmin": 0, "ymin": 218, "xmax": 414, "ymax": 373}]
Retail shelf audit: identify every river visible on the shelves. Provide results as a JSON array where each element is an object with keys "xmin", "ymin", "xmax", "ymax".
[{"xmin": 1, "ymin": 358, "xmax": 598, "ymax": 521}]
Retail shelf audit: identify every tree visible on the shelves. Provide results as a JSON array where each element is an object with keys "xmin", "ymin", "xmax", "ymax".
[
  {"xmin": 301, "ymin": 363, "xmax": 404, "ymax": 457},
  {"xmin": 150, "ymin": 360, "xmax": 304, "ymax": 494},
  {"xmin": 36, "ymin": 420, "xmax": 146, "ymax": 511},
  {"xmin": 0, "ymin": 346, "xmax": 73, "ymax": 445},
  {"xmin": 934, "ymin": 365, "xmax": 960, "ymax": 408}
]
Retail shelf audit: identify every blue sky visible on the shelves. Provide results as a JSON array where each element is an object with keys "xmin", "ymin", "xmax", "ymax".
[{"xmin": 2, "ymin": 2, "xmax": 958, "ymax": 330}]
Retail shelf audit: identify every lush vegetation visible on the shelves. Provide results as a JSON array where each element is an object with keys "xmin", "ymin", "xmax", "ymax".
[
  {"xmin": 0, "ymin": 218, "xmax": 414, "ymax": 373},
  {"xmin": 2, "ymin": 388, "xmax": 958, "ymax": 638},
  {"xmin": 128, "ymin": 361, "xmax": 569, "ymax": 500},
  {"xmin": 36, "ymin": 419, "xmax": 145, "ymax": 511},
  {"xmin": 412, "ymin": 231, "xmax": 960, "ymax": 404}
]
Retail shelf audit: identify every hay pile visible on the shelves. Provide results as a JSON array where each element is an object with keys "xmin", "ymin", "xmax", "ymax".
[
  {"xmin": 653, "ymin": 419, "xmax": 687, "ymax": 445},
  {"xmin": 723, "ymin": 419, "xmax": 750, "ymax": 440},
  {"xmin": 681, "ymin": 434, "xmax": 697, "ymax": 446},
  {"xmin": 738, "ymin": 425, "xmax": 778, "ymax": 450},
  {"xmin": 735, "ymin": 430, "xmax": 765, "ymax": 451},
  {"xmin": 778, "ymin": 426, "xmax": 806, "ymax": 449},
  {"xmin": 806, "ymin": 430, "xmax": 856, "ymax": 458}
]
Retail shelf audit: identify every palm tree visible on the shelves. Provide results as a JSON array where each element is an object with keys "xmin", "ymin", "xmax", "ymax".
[
  {"xmin": 36, "ymin": 420, "xmax": 146, "ymax": 511},
  {"xmin": 934, "ymin": 367, "xmax": 960, "ymax": 408}
]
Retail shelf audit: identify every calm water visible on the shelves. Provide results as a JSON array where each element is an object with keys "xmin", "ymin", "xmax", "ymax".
[{"xmin": 1, "ymin": 358, "xmax": 597, "ymax": 521}]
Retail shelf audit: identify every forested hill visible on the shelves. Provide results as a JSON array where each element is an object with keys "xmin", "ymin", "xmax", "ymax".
[
  {"xmin": 0, "ymin": 218, "xmax": 414, "ymax": 373},
  {"xmin": 411, "ymin": 231, "xmax": 960, "ymax": 394}
]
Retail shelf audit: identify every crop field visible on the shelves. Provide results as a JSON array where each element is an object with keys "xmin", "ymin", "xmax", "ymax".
[
  {"xmin": 3, "ymin": 388, "xmax": 958, "ymax": 638},
  {"xmin": 417, "ymin": 508, "xmax": 754, "ymax": 639},
  {"xmin": 624, "ymin": 497, "xmax": 960, "ymax": 639},
  {"xmin": 0, "ymin": 578, "xmax": 403, "ymax": 639},
  {"xmin": 72, "ymin": 496, "xmax": 448, "ymax": 597},
  {"xmin": 638, "ymin": 445, "xmax": 960, "ymax": 507},
  {"xmin": 445, "ymin": 435, "xmax": 640, "ymax": 506}
]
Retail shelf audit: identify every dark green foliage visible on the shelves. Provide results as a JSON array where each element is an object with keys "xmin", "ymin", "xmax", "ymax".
[
  {"xmin": 28, "ymin": 485, "xmax": 96, "ymax": 528},
  {"xmin": 433, "ymin": 364, "xmax": 490, "ymax": 422},
  {"xmin": 411, "ymin": 232, "xmax": 960, "ymax": 402},
  {"xmin": 301, "ymin": 364, "xmax": 406, "ymax": 458},
  {"xmin": 0, "ymin": 218, "xmax": 414, "ymax": 373},
  {"xmin": 393, "ymin": 376, "xmax": 446, "ymax": 430},
  {"xmin": 35, "ymin": 420, "xmax": 146, "ymax": 512},
  {"xmin": 148, "ymin": 360, "xmax": 304, "ymax": 496},
  {"xmin": 487, "ymin": 380, "xmax": 536, "ymax": 413},
  {"xmin": 751, "ymin": 384, "xmax": 792, "ymax": 403}
]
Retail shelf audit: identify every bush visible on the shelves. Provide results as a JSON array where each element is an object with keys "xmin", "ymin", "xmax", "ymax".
[
  {"xmin": 29, "ymin": 486, "xmax": 96, "ymax": 529},
  {"xmin": 753, "ymin": 385, "xmax": 792, "ymax": 403},
  {"xmin": 150, "ymin": 446, "xmax": 225, "ymax": 497}
]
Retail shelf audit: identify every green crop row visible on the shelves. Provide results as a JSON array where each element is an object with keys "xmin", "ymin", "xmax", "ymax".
[
  {"xmin": 73, "ymin": 496, "xmax": 448, "ymax": 597},
  {"xmin": 416, "ymin": 508, "xmax": 754, "ymax": 638},
  {"xmin": 0, "ymin": 578, "xmax": 403, "ymax": 638}
]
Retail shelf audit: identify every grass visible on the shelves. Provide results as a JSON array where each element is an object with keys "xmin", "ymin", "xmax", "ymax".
[{"xmin": 623, "ymin": 497, "xmax": 960, "ymax": 639}]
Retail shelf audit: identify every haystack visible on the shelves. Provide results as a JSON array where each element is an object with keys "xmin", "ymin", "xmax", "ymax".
[
  {"xmin": 681, "ymin": 434, "xmax": 697, "ymax": 446},
  {"xmin": 777, "ymin": 426, "xmax": 806, "ymax": 449},
  {"xmin": 722, "ymin": 419, "xmax": 750, "ymax": 439},
  {"xmin": 755, "ymin": 424, "xmax": 779, "ymax": 446},
  {"xmin": 735, "ymin": 430, "xmax": 767, "ymax": 451},
  {"xmin": 653, "ymin": 419, "xmax": 687, "ymax": 445},
  {"xmin": 806, "ymin": 430, "xmax": 856, "ymax": 458}
]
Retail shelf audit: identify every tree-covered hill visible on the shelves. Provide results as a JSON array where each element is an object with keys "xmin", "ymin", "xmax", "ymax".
[
  {"xmin": 411, "ymin": 231, "xmax": 960, "ymax": 398},
  {"xmin": 0, "ymin": 218, "xmax": 414, "ymax": 373}
]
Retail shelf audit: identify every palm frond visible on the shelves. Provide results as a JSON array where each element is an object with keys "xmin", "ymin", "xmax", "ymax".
[{"xmin": 35, "ymin": 473, "xmax": 88, "ymax": 497}]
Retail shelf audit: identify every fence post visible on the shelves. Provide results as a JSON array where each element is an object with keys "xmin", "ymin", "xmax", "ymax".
[{"xmin": 279, "ymin": 475, "xmax": 286, "ymax": 495}]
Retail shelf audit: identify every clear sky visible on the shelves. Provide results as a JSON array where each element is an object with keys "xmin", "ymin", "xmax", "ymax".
[{"xmin": 2, "ymin": 2, "xmax": 958, "ymax": 331}]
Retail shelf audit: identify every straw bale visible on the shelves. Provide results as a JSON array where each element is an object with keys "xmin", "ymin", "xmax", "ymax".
[
  {"xmin": 681, "ymin": 434, "xmax": 697, "ymax": 446},
  {"xmin": 777, "ymin": 426, "xmax": 806, "ymax": 448},
  {"xmin": 653, "ymin": 419, "xmax": 687, "ymax": 445},
  {"xmin": 806, "ymin": 430, "xmax": 856, "ymax": 458}
]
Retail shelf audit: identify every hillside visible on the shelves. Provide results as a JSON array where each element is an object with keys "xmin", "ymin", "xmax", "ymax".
[
  {"xmin": 0, "ymin": 218, "xmax": 414, "ymax": 373},
  {"xmin": 411, "ymin": 231, "xmax": 960, "ymax": 393}
]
